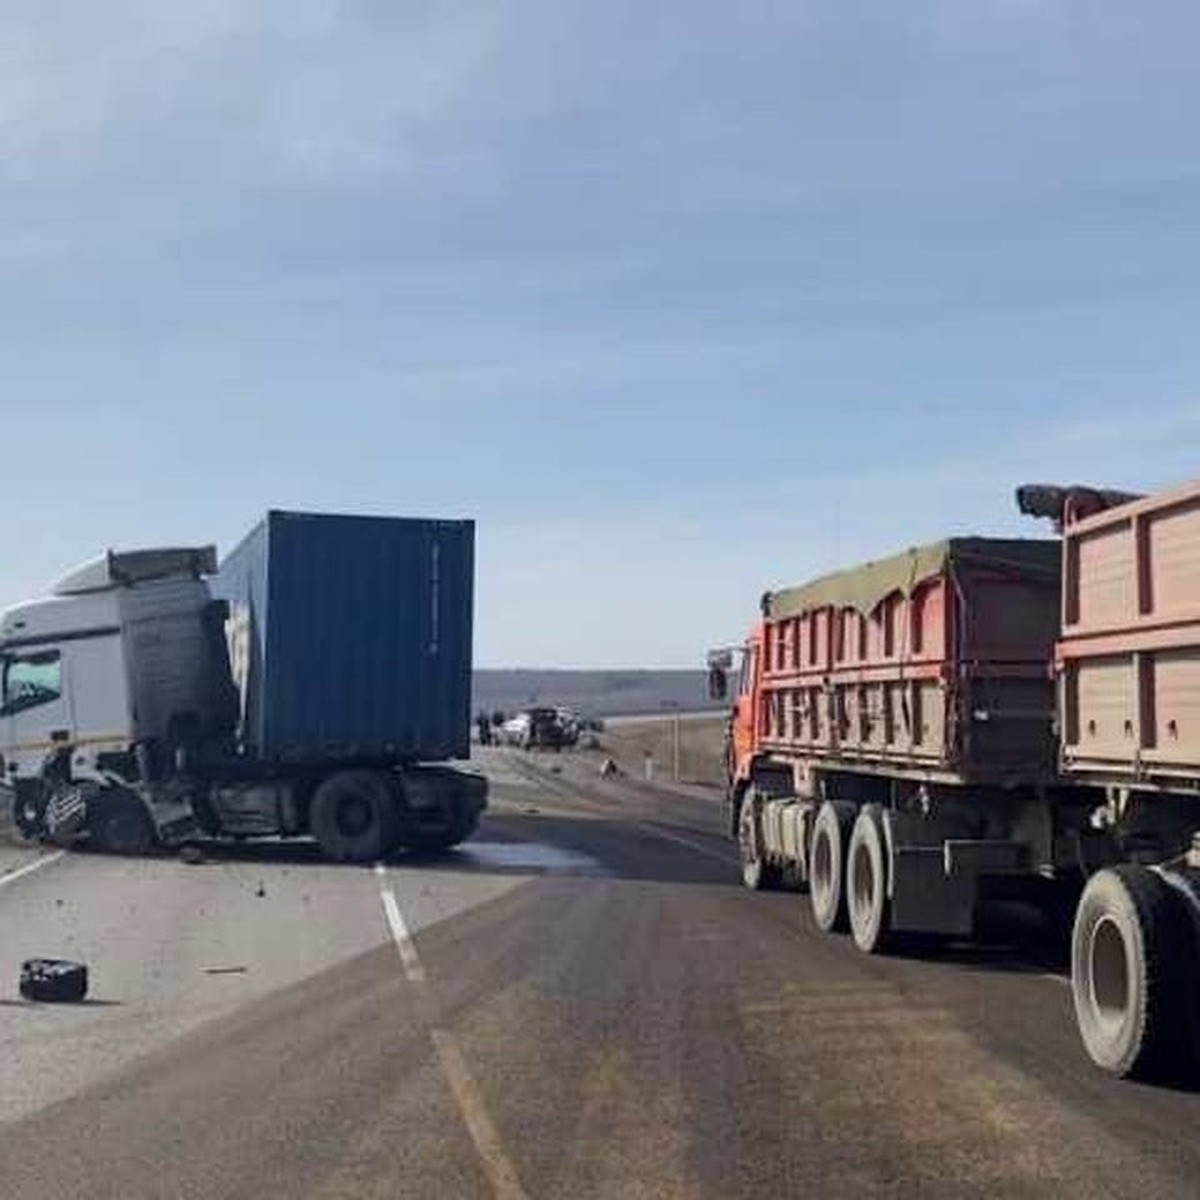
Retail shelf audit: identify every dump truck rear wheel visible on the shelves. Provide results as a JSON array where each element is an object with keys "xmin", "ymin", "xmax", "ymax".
[
  {"xmin": 810, "ymin": 801, "xmax": 854, "ymax": 933},
  {"xmin": 847, "ymin": 804, "xmax": 891, "ymax": 953},
  {"xmin": 1071, "ymin": 865, "xmax": 1195, "ymax": 1079},
  {"xmin": 309, "ymin": 770, "xmax": 399, "ymax": 862},
  {"xmin": 738, "ymin": 787, "xmax": 781, "ymax": 890}
]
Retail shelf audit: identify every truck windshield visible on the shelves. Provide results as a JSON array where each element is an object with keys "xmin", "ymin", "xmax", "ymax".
[{"xmin": 2, "ymin": 650, "xmax": 62, "ymax": 715}]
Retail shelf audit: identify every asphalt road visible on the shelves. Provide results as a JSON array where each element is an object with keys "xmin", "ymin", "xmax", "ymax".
[{"xmin": 2, "ymin": 751, "xmax": 1200, "ymax": 1198}]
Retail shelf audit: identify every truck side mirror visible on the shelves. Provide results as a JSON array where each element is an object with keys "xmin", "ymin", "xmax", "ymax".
[{"xmin": 708, "ymin": 665, "xmax": 728, "ymax": 701}]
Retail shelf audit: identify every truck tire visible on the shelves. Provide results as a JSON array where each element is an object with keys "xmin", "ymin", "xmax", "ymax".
[
  {"xmin": 810, "ymin": 801, "xmax": 855, "ymax": 933},
  {"xmin": 1071, "ymin": 865, "xmax": 1194, "ymax": 1079},
  {"xmin": 12, "ymin": 783, "xmax": 46, "ymax": 840},
  {"xmin": 738, "ymin": 786, "xmax": 781, "ymax": 890},
  {"xmin": 309, "ymin": 770, "xmax": 400, "ymax": 863},
  {"xmin": 847, "ymin": 804, "xmax": 891, "ymax": 953},
  {"xmin": 88, "ymin": 789, "xmax": 156, "ymax": 855},
  {"xmin": 20, "ymin": 958, "xmax": 88, "ymax": 1003}
]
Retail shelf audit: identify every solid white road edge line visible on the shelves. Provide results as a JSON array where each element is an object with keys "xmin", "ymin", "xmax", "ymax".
[
  {"xmin": 374, "ymin": 863, "xmax": 531, "ymax": 1200},
  {"xmin": 0, "ymin": 850, "xmax": 66, "ymax": 888}
]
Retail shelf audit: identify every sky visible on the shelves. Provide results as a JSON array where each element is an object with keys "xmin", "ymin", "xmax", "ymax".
[{"xmin": 4, "ymin": 1, "xmax": 1200, "ymax": 667}]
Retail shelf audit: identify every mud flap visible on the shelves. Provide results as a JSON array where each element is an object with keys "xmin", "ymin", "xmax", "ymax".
[{"xmin": 889, "ymin": 845, "xmax": 976, "ymax": 937}]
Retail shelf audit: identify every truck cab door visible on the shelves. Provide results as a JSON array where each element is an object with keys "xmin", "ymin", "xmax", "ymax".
[
  {"xmin": 729, "ymin": 632, "xmax": 762, "ymax": 787},
  {"xmin": 1, "ymin": 648, "xmax": 72, "ymax": 780}
]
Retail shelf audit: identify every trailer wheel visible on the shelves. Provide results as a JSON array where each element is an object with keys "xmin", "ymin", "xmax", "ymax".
[
  {"xmin": 810, "ymin": 801, "xmax": 855, "ymax": 933},
  {"xmin": 88, "ymin": 789, "xmax": 156, "ymax": 855},
  {"xmin": 1071, "ymin": 865, "xmax": 1194, "ymax": 1079},
  {"xmin": 737, "ymin": 787, "xmax": 781, "ymax": 891},
  {"xmin": 309, "ymin": 770, "xmax": 400, "ymax": 863},
  {"xmin": 847, "ymin": 805, "xmax": 891, "ymax": 953}
]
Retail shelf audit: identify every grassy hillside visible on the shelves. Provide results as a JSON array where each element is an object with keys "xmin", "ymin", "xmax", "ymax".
[{"xmin": 472, "ymin": 669, "xmax": 723, "ymax": 719}]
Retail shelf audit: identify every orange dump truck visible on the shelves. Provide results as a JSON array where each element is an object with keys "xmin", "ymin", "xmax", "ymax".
[{"xmin": 718, "ymin": 480, "xmax": 1200, "ymax": 1079}]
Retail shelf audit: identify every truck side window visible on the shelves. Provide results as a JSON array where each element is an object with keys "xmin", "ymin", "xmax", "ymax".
[{"xmin": 1, "ymin": 651, "xmax": 62, "ymax": 715}]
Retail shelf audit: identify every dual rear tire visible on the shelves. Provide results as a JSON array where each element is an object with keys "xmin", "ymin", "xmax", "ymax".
[
  {"xmin": 808, "ymin": 802, "xmax": 891, "ymax": 952},
  {"xmin": 739, "ymin": 794, "xmax": 892, "ymax": 955}
]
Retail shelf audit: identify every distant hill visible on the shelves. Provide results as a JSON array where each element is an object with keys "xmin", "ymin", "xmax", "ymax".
[{"xmin": 472, "ymin": 669, "xmax": 723, "ymax": 719}]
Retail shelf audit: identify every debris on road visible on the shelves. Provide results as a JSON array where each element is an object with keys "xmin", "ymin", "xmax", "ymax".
[
  {"xmin": 19, "ymin": 958, "xmax": 88, "ymax": 1003},
  {"xmin": 204, "ymin": 966, "xmax": 248, "ymax": 976},
  {"xmin": 599, "ymin": 757, "xmax": 622, "ymax": 778},
  {"xmin": 255, "ymin": 882, "xmax": 266, "ymax": 898},
  {"xmin": 179, "ymin": 844, "xmax": 207, "ymax": 865}
]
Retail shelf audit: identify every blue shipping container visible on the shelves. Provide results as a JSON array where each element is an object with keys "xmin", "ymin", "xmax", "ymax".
[{"xmin": 214, "ymin": 510, "xmax": 474, "ymax": 761}]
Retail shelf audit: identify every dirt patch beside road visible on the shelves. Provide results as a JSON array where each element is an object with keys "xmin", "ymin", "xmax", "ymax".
[{"xmin": 594, "ymin": 714, "xmax": 726, "ymax": 787}]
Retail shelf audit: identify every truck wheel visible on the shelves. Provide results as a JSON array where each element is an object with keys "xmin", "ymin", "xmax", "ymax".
[
  {"xmin": 1071, "ymin": 865, "xmax": 1194, "ymax": 1079},
  {"xmin": 810, "ymin": 801, "xmax": 854, "ymax": 933},
  {"xmin": 12, "ymin": 785, "xmax": 46, "ymax": 840},
  {"xmin": 847, "ymin": 805, "xmax": 891, "ymax": 953},
  {"xmin": 88, "ymin": 790, "xmax": 156, "ymax": 855},
  {"xmin": 20, "ymin": 958, "xmax": 88, "ymax": 1003},
  {"xmin": 309, "ymin": 770, "xmax": 400, "ymax": 863},
  {"xmin": 737, "ymin": 787, "xmax": 781, "ymax": 890}
]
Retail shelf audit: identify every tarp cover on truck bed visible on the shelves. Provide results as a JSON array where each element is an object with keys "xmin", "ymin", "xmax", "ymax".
[{"xmin": 766, "ymin": 538, "xmax": 1061, "ymax": 621}]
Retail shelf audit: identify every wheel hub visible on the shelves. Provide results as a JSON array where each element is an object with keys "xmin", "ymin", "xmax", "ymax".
[
  {"xmin": 336, "ymin": 795, "xmax": 373, "ymax": 838},
  {"xmin": 1089, "ymin": 915, "xmax": 1130, "ymax": 1035}
]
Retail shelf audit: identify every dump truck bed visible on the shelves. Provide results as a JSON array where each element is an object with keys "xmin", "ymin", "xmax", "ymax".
[
  {"xmin": 1057, "ymin": 479, "xmax": 1200, "ymax": 790},
  {"xmin": 759, "ymin": 538, "xmax": 1062, "ymax": 784}
]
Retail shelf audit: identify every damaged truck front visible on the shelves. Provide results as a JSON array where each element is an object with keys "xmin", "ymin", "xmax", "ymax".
[{"xmin": 1, "ymin": 512, "xmax": 486, "ymax": 862}]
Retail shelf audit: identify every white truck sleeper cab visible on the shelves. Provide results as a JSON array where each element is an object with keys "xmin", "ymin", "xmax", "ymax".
[{"xmin": 1, "ymin": 547, "xmax": 228, "ymax": 850}]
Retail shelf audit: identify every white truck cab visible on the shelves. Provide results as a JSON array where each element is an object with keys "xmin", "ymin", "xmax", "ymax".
[{"xmin": 1, "ymin": 548, "xmax": 233, "ymax": 847}]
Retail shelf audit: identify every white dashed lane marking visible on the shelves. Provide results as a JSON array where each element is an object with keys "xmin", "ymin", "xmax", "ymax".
[{"xmin": 374, "ymin": 860, "xmax": 530, "ymax": 1200}]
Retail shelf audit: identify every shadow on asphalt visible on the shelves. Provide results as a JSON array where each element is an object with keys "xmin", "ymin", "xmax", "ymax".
[
  {"xmin": 888, "ymin": 902, "xmax": 1071, "ymax": 975},
  {"xmin": 0, "ymin": 998, "xmax": 123, "ymax": 1008},
  {"xmin": 106, "ymin": 811, "xmax": 740, "ymax": 889}
]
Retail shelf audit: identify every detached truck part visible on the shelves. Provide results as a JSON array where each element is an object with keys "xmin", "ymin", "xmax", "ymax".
[
  {"xmin": 1, "ymin": 510, "xmax": 486, "ymax": 862},
  {"xmin": 719, "ymin": 480, "xmax": 1200, "ymax": 1079}
]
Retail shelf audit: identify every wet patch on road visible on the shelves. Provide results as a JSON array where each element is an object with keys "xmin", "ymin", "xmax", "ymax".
[{"xmin": 454, "ymin": 841, "xmax": 602, "ymax": 875}]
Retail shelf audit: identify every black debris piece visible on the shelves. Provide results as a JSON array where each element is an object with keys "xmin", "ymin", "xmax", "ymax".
[{"xmin": 20, "ymin": 958, "xmax": 88, "ymax": 1003}]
